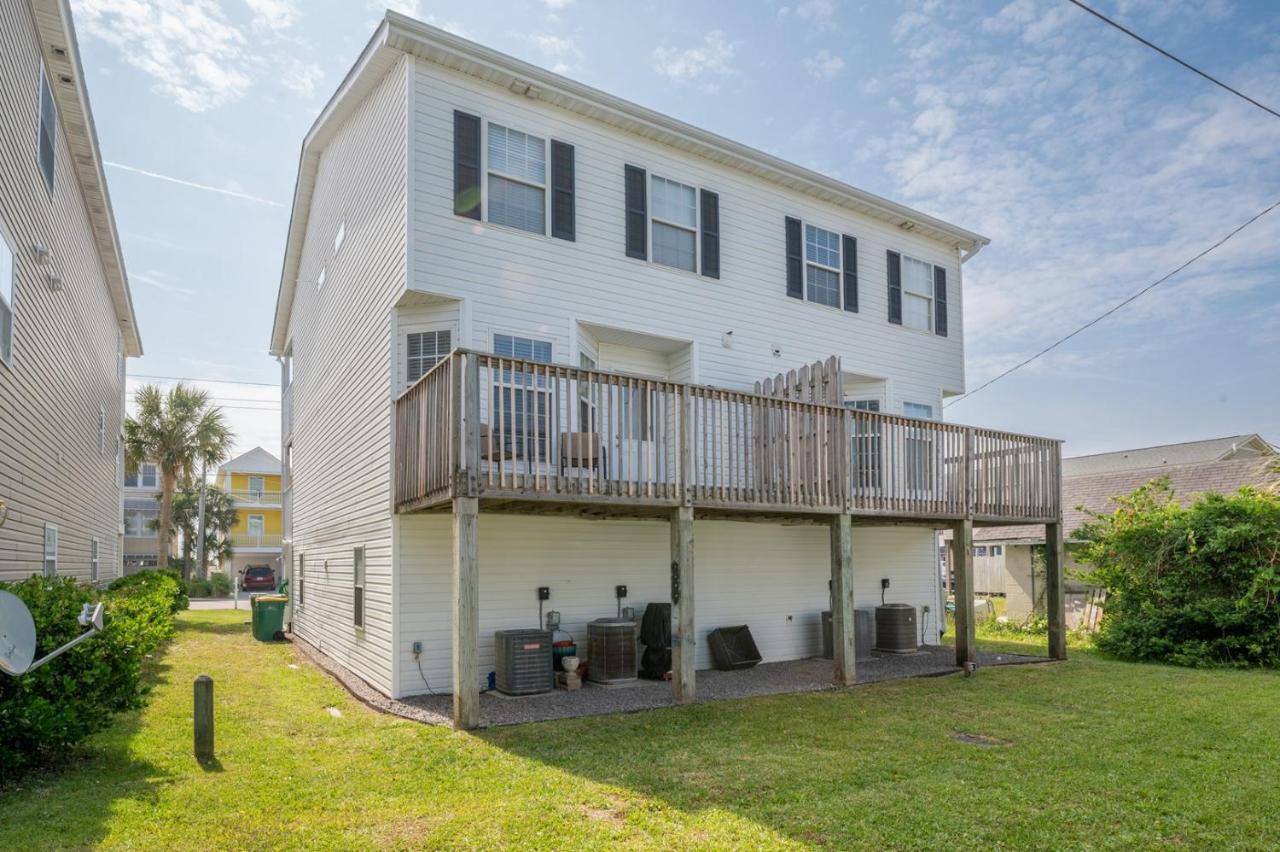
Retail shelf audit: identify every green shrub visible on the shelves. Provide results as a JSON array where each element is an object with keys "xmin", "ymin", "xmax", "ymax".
[
  {"xmin": 184, "ymin": 579, "xmax": 212, "ymax": 598},
  {"xmin": 1077, "ymin": 483, "xmax": 1280, "ymax": 668},
  {"xmin": 208, "ymin": 572, "xmax": 232, "ymax": 597},
  {"xmin": 0, "ymin": 572, "xmax": 183, "ymax": 777},
  {"xmin": 108, "ymin": 569, "xmax": 188, "ymax": 613}
]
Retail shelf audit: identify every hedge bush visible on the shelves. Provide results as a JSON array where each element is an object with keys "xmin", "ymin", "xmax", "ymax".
[
  {"xmin": 1076, "ymin": 483, "xmax": 1280, "ymax": 668},
  {"xmin": 1, "ymin": 570, "xmax": 184, "ymax": 777}
]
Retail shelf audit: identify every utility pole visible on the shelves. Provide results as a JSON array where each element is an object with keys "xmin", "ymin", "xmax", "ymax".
[{"xmin": 195, "ymin": 459, "xmax": 208, "ymax": 580}]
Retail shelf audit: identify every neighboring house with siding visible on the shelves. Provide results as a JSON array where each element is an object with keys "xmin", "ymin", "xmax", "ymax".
[
  {"xmin": 0, "ymin": 0, "xmax": 142, "ymax": 584},
  {"xmin": 217, "ymin": 447, "xmax": 283, "ymax": 581},
  {"xmin": 945, "ymin": 435, "xmax": 1278, "ymax": 620},
  {"xmin": 121, "ymin": 460, "xmax": 164, "ymax": 573},
  {"xmin": 271, "ymin": 14, "xmax": 1062, "ymax": 728}
]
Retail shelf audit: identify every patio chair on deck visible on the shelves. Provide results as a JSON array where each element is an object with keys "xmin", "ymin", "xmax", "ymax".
[{"xmin": 559, "ymin": 432, "xmax": 604, "ymax": 475}]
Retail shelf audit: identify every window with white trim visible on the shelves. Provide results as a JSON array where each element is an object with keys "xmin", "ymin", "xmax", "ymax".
[
  {"xmin": 125, "ymin": 462, "xmax": 158, "ymax": 489},
  {"xmin": 248, "ymin": 475, "xmax": 264, "ymax": 498},
  {"xmin": 124, "ymin": 508, "xmax": 157, "ymax": 537},
  {"xmin": 900, "ymin": 256, "xmax": 934, "ymax": 331},
  {"xmin": 353, "ymin": 546, "xmax": 365, "ymax": 628},
  {"xmin": 98, "ymin": 406, "xmax": 106, "ymax": 455},
  {"xmin": 493, "ymin": 334, "xmax": 553, "ymax": 461},
  {"xmin": 903, "ymin": 402, "xmax": 934, "ymax": 419},
  {"xmin": 405, "ymin": 329, "xmax": 451, "ymax": 385},
  {"xmin": 0, "ymin": 229, "xmax": 14, "ymax": 366},
  {"xmin": 316, "ymin": 265, "xmax": 326, "ymax": 290},
  {"xmin": 43, "ymin": 523, "xmax": 57, "ymax": 577},
  {"xmin": 487, "ymin": 123, "xmax": 546, "ymax": 234},
  {"xmin": 333, "ymin": 220, "xmax": 346, "ymax": 254},
  {"xmin": 38, "ymin": 65, "xmax": 57, "ymax": 192},
  {"xmin": 845, "ymin": 399, "xmax": 882, "ymax": 488},
  {"xmin": 903, "ymin": 401, "xmax": 935, "ymax": 491},
  {"xmin": 248, "ymin": 514, "xmax": 265, "ymax": 540},
  {"xmin": 805, "ymin": 224, "xmax": 841, "ymax": 308},
  {"xmin": 650, "ymin": 175, "xmax": 697, "ymax": 272},
  {"xmin": 91, "ymin": 538, "xmax": 100, "ymax": 583}
]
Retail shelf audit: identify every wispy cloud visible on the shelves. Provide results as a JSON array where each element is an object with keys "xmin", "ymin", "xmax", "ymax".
[
  {"xmin": 779, "ymin": 0, "xmax": 837, "ymax": 30},
  {"xmin": 802, "ymin": 49, "xmax": 845, "ymax": 80},
  {"xmin": 543, "ymin": 0, "xmax": 573, "ymax": 9},
  {"xmin": 131, "ymin": 270, "xmax": 196, "ymax": 297},
  {"xmin": 652, "ymin": 30, "xmax": 736, "ymax": 92},
  {"xmin": 522, "ymin": 33, "xmax": 582, "ymax": 74},
  {"xmin": 105, "ymin": 161, "xmax": 284, "ymax": 207},
  {"xmin": 244, "ymin": 0, "xmax": 300, "ymax": 32}
]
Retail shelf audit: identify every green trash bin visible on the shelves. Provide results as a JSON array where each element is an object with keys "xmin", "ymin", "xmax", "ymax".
[{"xmin": 252, "ymin": 595, "xmax": 288, "ymax": 642}]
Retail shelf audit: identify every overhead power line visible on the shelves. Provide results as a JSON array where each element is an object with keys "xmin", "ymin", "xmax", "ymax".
[
  {"xmin": 946, "ymin": 197, "xmax": 1280, "ymax": 408},
  {"xmin": 129, "ymin": 373, "xmax": 277, "ymax": 388},
  {"xmin": 1065, "ymin": 0, "xmax": 1280, "ymax": 120}
]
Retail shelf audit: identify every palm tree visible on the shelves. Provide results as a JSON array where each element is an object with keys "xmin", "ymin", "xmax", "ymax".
[
  {"xmin": 125, "ymin": 384, "xmax": 234, "ymax": 579},
  {"xmin": 171, "ymin": 485, "xmax": 239, "ymax": 579}
]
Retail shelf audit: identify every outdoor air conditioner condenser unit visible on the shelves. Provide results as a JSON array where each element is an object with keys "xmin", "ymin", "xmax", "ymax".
[
  {"xmin": 494, "ymin": 629, "xmax": 554, "ymax": 695},
  {"xmin": 874, "ymin": 603, "xmax": 918, "ymax": 654},
  {"xmin": 586, "ymin": 618, "xmax": 637, "ymax": 684}
]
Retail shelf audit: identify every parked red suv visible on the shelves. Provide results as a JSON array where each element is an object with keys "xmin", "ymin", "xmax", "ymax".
[{"xmin": 240, "ymin": 565, "xmax": 277, "ymax": 592}]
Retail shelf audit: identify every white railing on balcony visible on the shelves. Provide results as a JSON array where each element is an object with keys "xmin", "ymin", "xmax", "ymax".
[
  {"xmin": 227, "ymin": 489, "xmax": 283, "ymax": 505},
  {"xmin": 227, "ymin": 533, "xmax": 283, "ymax": 549},
  {"xmin": 394, "ymin": 350, "xmax": 1061, "ymax": 522}
]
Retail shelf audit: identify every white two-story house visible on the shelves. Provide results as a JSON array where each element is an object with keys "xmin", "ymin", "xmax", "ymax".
[{"xmin": 271, "ymin": 13, "xmax": 1065, "ymax": 729}]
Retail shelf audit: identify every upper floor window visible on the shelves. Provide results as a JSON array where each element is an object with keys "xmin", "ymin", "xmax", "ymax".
[
  {"xmin": 900, "ymin": 256, "xmax": 934, "ymax": 332},
  {"xmin": 903, "ymin": 402, "xmax": 934, "ymax": 420},
  {"xmin": 248, "ymin": 475, "xmax": 265, "ymax": 498},
  {"xmin": 125, "ymin": 462, "xmax": 158, "ymax": 489},
  {"xmin": 38, "ymin": 66, "xmax": 57, "ymax": 192},
  {"xmin": 0, "ymin": 228, "xmax": 14, "ymax": 367},
  {"xmin": 805, "ymin": 225, "xmax": 842, "ymax": 308},
  {"xmin": 651, "ymin": 175, "xmax": 697, "ymax": 272},
  {"xmin": 845, "ymin": 399, "xmax": 880, "ymax": 412},
  {"xmin": 316, "ymin": 265, "xmax": 326, "ymax": 290},
  {"xmin": 333, "ymin": 221, "xmax": 346, "ymax": 254},
  {"xmin": 406, "ymin": 329, "xmax": 451, "ymax": 385},
  {"xmin": 494, "ymin": 333, "xmax": 552, "ymax": 364},
  {"xmin": 487, "ymin": 123, "xmax": 546, "ymax": 235}
]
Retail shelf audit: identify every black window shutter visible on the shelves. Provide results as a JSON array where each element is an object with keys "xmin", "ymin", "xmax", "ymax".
[
  {"xmin": 785, "ymin": 217, "xmax": 803, "ymax": 299},
  {"xmin": 453, "ymin": 110, "xmax": 481, "ymax": 220},
  {"xmin": 550, "ymin": 140, "xmax": 575, "ymax": 241},
  {"xmin": 887, "ymin": 250, "xmax": 902, "ymax": 325},
  {"xmin": 841, "ymin": 235, "xmax": 858, "ymax": 313},
  {"xmin": 700, "ymin": 189, "xmax": 720, "ymax": 279},
  {"xmin": 624, "ymin": 165, "xmax": 647, "ymax": 259},
  {"xmin": 933, "ymin": 266, "xmax": 948, "ymax": 336}
]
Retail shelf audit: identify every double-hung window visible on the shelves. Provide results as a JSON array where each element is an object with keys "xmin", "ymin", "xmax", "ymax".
[
  {"xmin": 91, "ymin": 538, "xmax": 100, "ymax": 583},
  {"xmin": 125, "ymin": 462, "xmax": 158, "ymax": 489},
  {"xmin": 124, "ymin": 508, "xmax": 156, "ymax": 537},
  {"xmin": 0, "ymin": 229, "xmax": 14, "ymax": 366},
  {"xmin": 492, "ymin": 334, "xmax": 553, "ymax": 461},
  {"xmin": 805, "ymin": 225, "xmax": 842, "ymax": 308},
  {"xmin": 43, "ymin": 524, "xmax": 57, "ymax": 577},
  {"xmin": 38, "ymin": 65, "xmax": 56, "ymax": 192},
  {"xmin": 248, "ymin": 475, "xmax": 264, "ymax": 500},
  {"xmin": 900, "ymin": 256, "xmax": 934, "ymax": 332},
  {"xmin": 405, "ymin": 329, "xmax": 451, "ymax": 385},
  {"xmin": 651, "ymin": 175, "xmax": 697, "ymax": 272},
  {"xmin": 487, "ymin": 123, "xmax": 547, "ymax": 235}
]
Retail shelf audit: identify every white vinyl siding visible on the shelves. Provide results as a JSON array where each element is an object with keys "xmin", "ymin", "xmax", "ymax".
[
  {"xmin": 901, "ymin": 255, "xmax": 933, "ymax": 332},
  {"xmin": 487, "ymin": 123, "xmax": 546, "ymax": 234},
  {"xmin": 804, "ymin": 224, "xmax": 841, "ymax": 308},
  {"xmin": 650, "ymin": 175, "xmax": 696, "ymax": 272}
]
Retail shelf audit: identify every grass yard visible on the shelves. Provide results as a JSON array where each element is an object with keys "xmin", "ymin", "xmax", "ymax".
[{"xmin": 4, "ymin": 610, "xmax": 1280, "ymax": 850}]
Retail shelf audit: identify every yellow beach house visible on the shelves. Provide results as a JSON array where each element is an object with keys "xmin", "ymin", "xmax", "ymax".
[{"xmin": 218, "ymin": 447, "xmax": 283, "ymax": 581}]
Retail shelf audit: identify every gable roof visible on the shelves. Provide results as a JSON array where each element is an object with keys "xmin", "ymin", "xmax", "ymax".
[
  {"xmin": 270, "ymin": 13, "xmax": 989, "ymax": 355},
  {"xmin": 29, "ymin": 0, "xmax": 141, "ymax": 355},
  {"xmin": 972, "ymin": 456, "xmax": 1278, "ymax": 545},
  {"xmin": 217, "ymin": 446, "xmax": 281, "ymax": 476},
  {"xmin": 1062, "ymin": 434, "xmax": 1274, "ymax": 477}
]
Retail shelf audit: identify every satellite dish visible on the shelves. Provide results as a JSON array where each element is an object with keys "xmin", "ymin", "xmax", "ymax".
[{"xmin": 0, "ymin": 590, "xmax": 37, "ymax": 676}]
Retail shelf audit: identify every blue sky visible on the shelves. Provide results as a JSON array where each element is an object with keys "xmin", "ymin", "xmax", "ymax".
[{"xmin": 71, "ymin": 0, "xmax": 1280, "ymax": 457}]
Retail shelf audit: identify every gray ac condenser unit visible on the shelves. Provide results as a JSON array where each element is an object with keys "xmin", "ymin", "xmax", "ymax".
[{"xmin": 494, "ymin": 629, "xmax": 553, "ymax": 695}]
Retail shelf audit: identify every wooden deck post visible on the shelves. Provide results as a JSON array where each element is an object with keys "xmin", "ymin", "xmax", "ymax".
[
  {"xmin": 671, "ymin": 505, "xmax": 695, "ymax": 703},
  {"xmin": 1046, "ymin": 520, "xmax": 1067, "ymax": 661},
  {"xmin": 830, "ymin": 513, "xmax": 855, "ymax": 686},
  {"xmin": 452, "ymin": 496, "xmax": 480, "ymax": 730},
  {"xmin": 950, "ymin": 518, "xmax": 976, "ymax": 668}
]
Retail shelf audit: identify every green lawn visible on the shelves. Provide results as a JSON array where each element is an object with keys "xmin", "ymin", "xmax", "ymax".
[{"xmin": 4, "ymin": 610, "xmax": 1280, "ymax": 850}]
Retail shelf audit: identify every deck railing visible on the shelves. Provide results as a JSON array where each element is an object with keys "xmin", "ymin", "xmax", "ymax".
[{"xmin": 394, "ymin": 350, "xmax": 1061, "ymax": 522}]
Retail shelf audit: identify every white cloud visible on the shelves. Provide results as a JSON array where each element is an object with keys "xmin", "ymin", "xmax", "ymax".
[
  {"xmin": 73, "ymin": 0, "xmax": 253, "ymax": 112},
  {"xmin": 523, "ymin": 33, "xmax": 582, "ymax": 74},
  {"xmin": 244, "ymin": 0, "xmax": 299, "ymax": 31},
  {"xmin": 652, "ymin": 31, "xmax": 736, "ymax": 91},
  {"xmin": 779, "ymin": 0, "xmax": 836, "ymax": 29},
  {"xmin": 543, "ymin": 0, "xmax": 574, "ymax": 9},
  {"xmin": 281, "ymin": 58, "xmax": 323, "ymax": 96},
  {"xmin": 802, "ymin": 49, "xmax": 845, "ymax": 80},
  {"xmin": 377, "ymin": 0, "xmax": 421, "ymax": 15}
]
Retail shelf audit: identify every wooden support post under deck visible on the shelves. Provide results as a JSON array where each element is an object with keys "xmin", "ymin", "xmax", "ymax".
[
  {"xmin": 671, "ymin": 505, "xmax": 695, "ymax": 703},
  {"xmin": 950, "ymin": 518, "xmax": 976, "ymax": 669},
  {"xmin": 1046, "ymin": 520, "xmax": 1067, "ymax": 661},
  {"xmin": 830, "ymin": 514, "xmax": 855, "ymax": 686},
  {"xmin": 452, "ymin": 496, "xmax": 479, "ymax": 730}
]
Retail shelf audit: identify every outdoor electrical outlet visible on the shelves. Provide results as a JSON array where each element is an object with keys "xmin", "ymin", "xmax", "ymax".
[
  {"xmin": 616, "ymin": 585, "xmax": 628, "ymax": 599},
  {"xmin": 537, "ymin": 586, "xmax": 550, "ymax": 601},
  {"xmin": 412, "ymin": 641, "xmax": 422, "ymax": 656},
  {"xmin": 881, "ymin": 578, "xmax": 891, "ymax": 590},
  {"xmin": 922, "ymin": 605, "xmax": 931, "ymax": 613}
]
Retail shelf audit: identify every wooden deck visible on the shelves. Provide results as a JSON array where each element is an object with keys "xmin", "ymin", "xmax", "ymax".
[{"xmin": 394, "ymin": 350, "xmax": 1062, "ymax": 525}]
